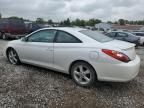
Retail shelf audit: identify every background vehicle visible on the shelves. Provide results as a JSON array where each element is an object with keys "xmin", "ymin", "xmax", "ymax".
[
  {"xmin": 25, "ymin": 22, "xmax": 44, "ymax": 34},
  {"xmin": 0, "ymin": 18, "xmax": 27, "ymax": 40},
  {"xmin": 5, "ymin": 27, "xmax": 140, "ymax": 87},
  {"xmin": 132, "ymin": 32, "xmax": 144, "ymax": 45},
  {"xmin": 106, "ymin": 31, "xmax": 141, "ymax": 46}
]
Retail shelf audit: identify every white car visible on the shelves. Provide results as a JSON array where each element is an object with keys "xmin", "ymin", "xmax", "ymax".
[{"xmin": 4, "ymin": 27, "xmax": 140, "ymax": 87}]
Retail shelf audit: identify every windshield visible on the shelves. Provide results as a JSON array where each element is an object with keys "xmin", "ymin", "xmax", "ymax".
[{"xmin": 80, "ymin": 30, "xmax": 113, "ymax": 42}]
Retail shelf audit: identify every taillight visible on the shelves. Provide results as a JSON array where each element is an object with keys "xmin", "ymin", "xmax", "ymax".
[{"xmin": 102, "ymin": 49, "xmax": 130, "ymax": 63}]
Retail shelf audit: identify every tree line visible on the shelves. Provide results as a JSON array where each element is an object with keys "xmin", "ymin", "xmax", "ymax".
[
  {"xmin": 35, "ymin": 18, "xmax": 102, "ymax": 27},
  {"xmin": 112, "ymin": 19, "xmax": 144, "ymax": 25},
  {"xmin": 0, "ymin": 12, "xmax": 144, "ymax": 26},
  {"xmin": 27, "ymin": 18, "xmax": 144, "ymax": 26},
  {"xmin": 35, "ymin": 18, "xmax": 144, "ymax": 26}
]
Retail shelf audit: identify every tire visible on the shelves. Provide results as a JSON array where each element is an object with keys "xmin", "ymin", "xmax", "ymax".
[
  {"xmin": 7, "ymin": 48, "xmax": 20, "ymax": 65},
  {"xmin": 70, "ymin": 62, "xmax": 96, "ymax": 87},
  {"xmin": 2, "ymin": 34, "xmax": 8, "ymax": 40}
]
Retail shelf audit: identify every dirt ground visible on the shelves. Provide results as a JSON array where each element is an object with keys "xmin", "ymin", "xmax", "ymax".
[{"xmin": 0, "ymin": 40, "xmax": 144, "ymax": 108}]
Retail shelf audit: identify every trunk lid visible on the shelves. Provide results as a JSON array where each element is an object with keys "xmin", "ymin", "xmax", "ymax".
[{"xmin": 104, "ymin": 40, "xmax": 136, "ymax": 60}]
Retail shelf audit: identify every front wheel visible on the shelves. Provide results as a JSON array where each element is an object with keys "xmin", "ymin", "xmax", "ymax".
[
  {"xmin": 7, "ymin": 48, "xmax": 20, "ymax": 65},
  {"xmin": 71, "ymin": 62, "xmax": 96, "ymax": 87}
]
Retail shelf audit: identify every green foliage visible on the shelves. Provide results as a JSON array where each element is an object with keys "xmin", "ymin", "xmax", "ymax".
[
  {"xmin": 117, "ymin": 19, "xmax": 144, "ymax": 25},
  {"xmin": 8, "ymin": 16, "xmax": 23, "ymax": 20},
  {"xmin": 71, "ymin": 19, "xmax": 85, "ymax": 26},
  {"xmin": 48, "ymin": 19, "xmax": 53, "ymax": 25},
  {"xmin": 107, "ymin": 21, "xmax": 112, "ymax": 24},
  {"xmin": 119, "ymin": 19, "xmax": 125, "ymax": 25},
  {"xmin": 64, "ymin": 18, "xmax": 71, "ymax": 26},
  {"xmin": 1, "ymin": 14, "xmax": 144, "ymax": 26},
  {"xmin": 60, "ymin": 18, "xmax": 101, "ymax": 27},
  {"xmin": 60, "ymin": 18, "xmax": 71, "ymax": 26},
  {"xmin": 86, "ymin": 19, "xmax": 101, "ymax": 26},
  {"xmin": 137, "ymin": 20, "xmax": 144, "ymax": 25},
  {"xmin": 36, "ymin": 18, "xmax": 45, "ymax": 24},
  {"xmin": 71, "ymin": 18, "xmax": 101, "ymax": 27}
]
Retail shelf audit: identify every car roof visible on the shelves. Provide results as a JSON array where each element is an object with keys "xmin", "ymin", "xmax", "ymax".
[
  {"xmin": 38, "ymin": 27, "xmax": 87, "ymax": 32},
  {"xmin": 26, "ymin": 27, "xmax": 98, "ymax": 43}
]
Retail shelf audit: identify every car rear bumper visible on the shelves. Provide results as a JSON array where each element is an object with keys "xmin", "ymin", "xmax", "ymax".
[{"xmin": 91, "ymin": 55, "xmax": 140, "ymax": 82}]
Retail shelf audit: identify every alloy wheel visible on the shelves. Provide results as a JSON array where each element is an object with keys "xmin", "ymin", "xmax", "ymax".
[
  {"xmin": 8, "ymin": 49, "xmax": 19, "ymax": 65},
  {"xmin": 73, "ymin": 65, "xmax": 92, "ymax": 85}
]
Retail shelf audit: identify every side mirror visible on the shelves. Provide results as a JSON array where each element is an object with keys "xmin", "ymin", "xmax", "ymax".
[{"xmin": 21, "ymin": 37, "xmax": 28, "ymax": 42}]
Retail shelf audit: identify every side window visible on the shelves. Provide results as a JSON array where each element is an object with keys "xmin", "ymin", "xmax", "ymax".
[
  {"xmin": 55, "ymin": 31, "xmax": 82, "ymax": 43},
  {"xmin": 27, "ymin": 30, "xmax": 56, "ymax": 43},
  {"xmin": 117, "ymin": 32, "xmax": 128, "ymax": 37},
  {"xmin": 107, "ymin": 32, "xmax": 116, "ymax": 38}
]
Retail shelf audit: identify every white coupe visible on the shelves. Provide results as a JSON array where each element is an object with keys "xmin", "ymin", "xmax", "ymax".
[{"xmin": 4, "ymin": 27, "xmax": 140, "ymax": 87}]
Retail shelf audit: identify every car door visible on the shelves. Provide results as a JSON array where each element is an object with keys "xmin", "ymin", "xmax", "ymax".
[
  {"xmin": 18, "ymin": 29, "xmax": 56, "ymax": 68},
  {"xmin": 53, "ymin": 30, "xmax": 82, "ymax": 73},
  {"xmin": 115, "ymin": 32, "xmax": 128, "ymax": 41}
]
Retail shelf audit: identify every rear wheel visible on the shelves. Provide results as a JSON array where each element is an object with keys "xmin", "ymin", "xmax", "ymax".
[
  {"xmin": 7, "ymin": 48, "xmax": 20, "ymax": 65},
  {"xmin": 71, "ymin": 62, "xmax": 96, "ymax": 87}
]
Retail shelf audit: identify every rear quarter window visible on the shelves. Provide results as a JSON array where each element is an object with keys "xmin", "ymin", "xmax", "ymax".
[
  {"xmin": 80, "ymin": 30, "xmax": 113, "ymax": 43},
  {"xmin": 55, "ymin": 31, "xmax": 82, "ymax": 43}
]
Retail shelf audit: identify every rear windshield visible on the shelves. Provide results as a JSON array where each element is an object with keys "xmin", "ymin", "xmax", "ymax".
[{"xmin": 80, "ymin": 30, "xmax": 113, "ymax": 42}]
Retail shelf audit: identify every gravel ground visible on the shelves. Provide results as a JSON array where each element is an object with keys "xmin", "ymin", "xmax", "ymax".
[{"xmin": 0, "ymin": 40, "xmax": 144, "ymax": 108}]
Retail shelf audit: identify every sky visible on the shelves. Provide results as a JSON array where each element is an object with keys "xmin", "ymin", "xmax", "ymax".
[{"xmin": 0, "ymin": 0, "xmax": 144, "ymax": 22}]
